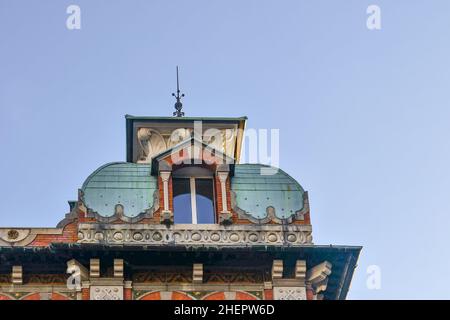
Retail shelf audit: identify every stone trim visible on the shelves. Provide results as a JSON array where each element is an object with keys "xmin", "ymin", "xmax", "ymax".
[
  {"xmin": 0, "ymin": 228, "xmax": 65, "ymax": 247},
  {"xmin": 273, "ymin": 287, "xmax": 306, "ymax": 300},
  {"xmin": 217, "ymin": 171, "xmax": 230, "ymax": 213},
  {"xmin": 77, "ymin": 224, "xmax": 313, "ymax": 246}
]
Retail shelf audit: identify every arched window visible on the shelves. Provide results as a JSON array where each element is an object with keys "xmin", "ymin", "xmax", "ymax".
[{"xmin": 173, "ymin": 167, "xmax": 215, "ymax": 224}]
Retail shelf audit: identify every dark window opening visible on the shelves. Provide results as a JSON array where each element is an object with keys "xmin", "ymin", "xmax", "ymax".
[{"xmin": 172, "ymin": 177, "xmax": 215, "ymax": 224}]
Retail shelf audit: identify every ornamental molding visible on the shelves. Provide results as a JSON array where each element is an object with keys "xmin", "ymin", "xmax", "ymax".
[
  {"xmin": 90, "ymin": 286, "xmax": 123, "ymax": 300},
  {"xmin": 77, "ymin": 224, "xmax": 313, "ymax": 246},
  {"xmin": 273, "ymin": 287, "xmax": 307, "ymax": 300},
  {"xmin": 0, "ymin": 228, "xmax": 64, "ymax": 247}
]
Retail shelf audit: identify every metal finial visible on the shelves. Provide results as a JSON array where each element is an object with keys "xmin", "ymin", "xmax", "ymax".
[{"xmin": 172, "ymin": 66, "xmax": 185, "ymax": 117}]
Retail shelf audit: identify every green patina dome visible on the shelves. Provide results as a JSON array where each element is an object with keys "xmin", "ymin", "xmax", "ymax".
[
  {"xmin": 231, "ymin": 164, "xmax": 305, "ymax": 219},
  {"xmin": 81, "ymin": 162, "xmax": 305, "ymax": 220},
  {"xmin": 81, "ymin": 162, "xmax": 158, "ymax": 217}
]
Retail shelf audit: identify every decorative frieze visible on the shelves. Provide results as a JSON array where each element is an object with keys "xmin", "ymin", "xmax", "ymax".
[
  {"xmin": 77, "ymin": 224, "xmax": 313, "ymax": 246},
  {"xmin": 133, "ymin": 125, "xmax": 238, "ymax": 164},
  {"xmin": 273, "ymin": 287, "xmax": 307, "ymax": 300},
  {"xmin": 90, "ymin": 286, "xmax": 123, "ymax": 300}
]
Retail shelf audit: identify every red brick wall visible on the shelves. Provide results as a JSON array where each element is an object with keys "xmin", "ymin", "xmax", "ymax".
[
  {"xmin": 124, "ymin": 288, "xmax": 132, "ymax": 300},
  {"xmin": 306, "ymin": 288, "xmax": 314, "ymax": 300},
  {"xmin": 264, "ymin": 289, "xmax": 274, "ymax": 300},
  {"xmin": 81, "ymin": 288, "xmax": 90, "ymax": 300},
  {"xmin": 29, "ymin": 222, "xmax": 78, "ymax": 246}
]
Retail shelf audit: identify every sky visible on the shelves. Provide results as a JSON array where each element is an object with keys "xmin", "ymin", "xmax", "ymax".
[{"xmin": 1, "ymin": 0, "xmax": 450, "ymax": 299}]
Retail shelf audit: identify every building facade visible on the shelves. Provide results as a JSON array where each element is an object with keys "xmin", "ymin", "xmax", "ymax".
[{"xmin": 0, "ymin": 115, "xmax": 361, "ymax": 300}]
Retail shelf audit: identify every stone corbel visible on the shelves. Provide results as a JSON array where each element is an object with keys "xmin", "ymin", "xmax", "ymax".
[
  {"xmin": 114, "ymin": 259, "xmax": 124, "ymax": 278},
  {"xmin": 90, "ymin": 259, "xmax": 100, "ymax": 278},
  {"xmin": 295, "ymin": 260, "xmax": 307, "ymax": 281},
  {"xmin": 272, "ymin": 260, "xmax": 283, "ymax": 280},
  {"xmin": 193, "ymin": 263, "xmax": 203, "ymax": 284},
  {"xmin": 12, "ymin": 265, "xmax": 22, "ymax": 285},
  {"xmin": 67, "ymin": 259, "xmax": 89, "ymax": 281},
  {"xmin": 219, "ymin": 212, "xmax": 233, "ymax": 225},
  {"xmin": 306, "ymin": 261, "xmax": 332, "ymax": 295},
  {"xmin": 66, "ymin": 259, "xmax": 88, "ymax": 293},
  {"xmin": 160, "ymin": 210, "xmax": 173, "ymax": 225},
  {"xmin": 160, "ymin": 171, "xmax": 173, "ymax": 225}
]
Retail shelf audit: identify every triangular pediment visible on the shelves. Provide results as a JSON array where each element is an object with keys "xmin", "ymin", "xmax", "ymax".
[{"xmin": 150, "ymin": 136, "xmax": 235, "ymax": 175}]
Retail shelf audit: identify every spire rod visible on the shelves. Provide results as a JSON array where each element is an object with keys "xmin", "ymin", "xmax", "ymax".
[{"xmin": 172, "ymin": 66, "xmax": 185, "ymax": 117}]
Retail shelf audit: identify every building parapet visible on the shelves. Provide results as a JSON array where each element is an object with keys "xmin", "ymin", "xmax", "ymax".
[{"xmin": 77, "ymin": 224, "xmax": 313, "ymax": 246}]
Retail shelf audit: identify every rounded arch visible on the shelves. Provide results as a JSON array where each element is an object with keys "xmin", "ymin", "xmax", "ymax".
[
  {"xmin": 202, "ymin": 291, "xmax": 259, "ymax": 300},
  {"xmin": 0, "ymin": 293, "xmax": 14, "ymax": 300},
  {"xmin": 235, "ymin": 291, "xmax": 259, "ymax": 300},
  {"xmin": 172, "ymin": 291, "xmax": 195, "ymax": 300},
  {"xmin": 51, "ymin": 292, "xmax": 71, "ymax": 300},
  {"xmin": 203, "ymin": 292, "xmax": 225, "ymax": 300},
  {"xmin": 138, "ymin": 291, "xmax": 195, "ymax": 300},
  {"xmin": 138, "ymin": 291, "xmax": 161, "ymax": 300},
  {"xmin": 21, "ymin": 293, "xmax": 41, "ymax": 300}
]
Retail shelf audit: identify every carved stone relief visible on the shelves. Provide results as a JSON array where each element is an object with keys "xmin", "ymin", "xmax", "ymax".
[
  {"xmin": 90, "ymin": 286, "xmax": 123, "ymax": 300},
  {"xmin": 137, "ymin": 128, "xmax": 167, "ymax": 163},
  {"xmin": 77, "ymin": 224, "xmax": 313, "ymax": 246},
  {"xmin": 136, "ymin": 127, "xmax": 237, "ymax": 163},
  {"xmin": 273, "ymin": 287, "xmax": 306, "ymax": 300},
  {"xmin": 168, "ymin": 128, "xmax": 192, "ymax": 147}
]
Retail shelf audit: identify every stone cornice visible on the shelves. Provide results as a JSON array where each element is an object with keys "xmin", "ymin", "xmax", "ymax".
[{"xmin": 77, "ymin": 224, "xmax": 313, "ymax": 246}]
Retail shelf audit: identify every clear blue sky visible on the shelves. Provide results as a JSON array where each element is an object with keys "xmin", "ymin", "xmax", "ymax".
[{"xmin": 1, "ymin": 0, "xmax": 450, "ymax": 299}]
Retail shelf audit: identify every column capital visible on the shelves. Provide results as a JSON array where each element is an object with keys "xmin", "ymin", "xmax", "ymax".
[
  {"xmin": 160, "ymin": 171, "xmax": 171, "ymax": 182},
  {"xmin": 217, "ymin": 171, "xmax": 229, "ymax": 183}
]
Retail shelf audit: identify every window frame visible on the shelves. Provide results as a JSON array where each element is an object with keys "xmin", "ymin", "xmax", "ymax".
[{"xmin": 172, "ymin": 168, "xmax": 216, "ymax": 224}]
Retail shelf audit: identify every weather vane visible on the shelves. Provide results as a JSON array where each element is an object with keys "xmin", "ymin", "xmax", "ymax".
[{"xmin": 172, "ymin": 66, "xmax": 185, "ymax": 117}]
